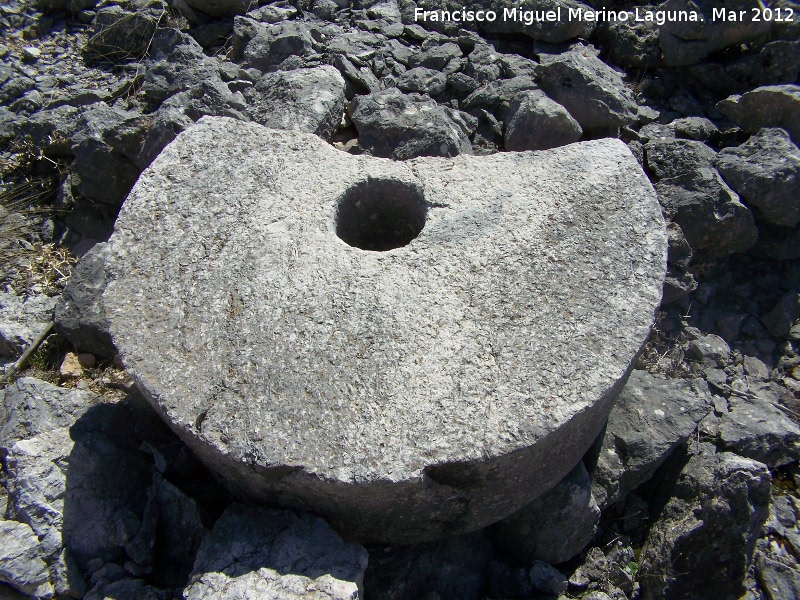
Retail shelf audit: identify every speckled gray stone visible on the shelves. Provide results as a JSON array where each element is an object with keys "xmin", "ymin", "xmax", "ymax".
[{"xmin": 102, "ymin": 116, "xmax": 666, "ymax": 543}]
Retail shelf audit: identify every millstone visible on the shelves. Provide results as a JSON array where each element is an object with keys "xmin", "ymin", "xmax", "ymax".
[{"xmin": 103, "ymin": 116, "xmax": 667, "ymax": 543}]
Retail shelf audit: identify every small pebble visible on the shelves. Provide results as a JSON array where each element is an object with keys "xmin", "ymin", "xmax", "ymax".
[
  {"xmin": 59, "ymin": 352, "xmax": 83, "ymax": 378},
  {"xmin": 78, "ymin": 352, "xmax": 96, "ymax": 368},
  {"xmin": 22, "ymin": 46, "xmax": 41, "ymax": 60}
]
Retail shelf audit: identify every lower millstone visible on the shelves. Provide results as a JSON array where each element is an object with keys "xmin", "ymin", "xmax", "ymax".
[{"xmin": 102, "ymin": 116, "xmax": 667, "ymax": 543}]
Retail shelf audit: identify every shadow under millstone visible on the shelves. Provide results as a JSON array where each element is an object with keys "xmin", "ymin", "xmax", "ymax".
[
  {"xmin": 363, "ymin": 529, "xmax": 493, "ymax": 600},
  {"xmin": 61, "ymin": 394, "xmax": 233, "ymax": 595}
]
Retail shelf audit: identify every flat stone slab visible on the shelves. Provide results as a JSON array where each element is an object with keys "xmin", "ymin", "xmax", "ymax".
[{"xmin": 102, "ymin": 116, "xmax": 666, "ymax": 543}]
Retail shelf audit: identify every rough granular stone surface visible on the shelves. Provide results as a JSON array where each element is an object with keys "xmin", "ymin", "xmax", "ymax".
[{"xmin": 102, "ymin": 116, "xmax": 666, "ymax": 543}]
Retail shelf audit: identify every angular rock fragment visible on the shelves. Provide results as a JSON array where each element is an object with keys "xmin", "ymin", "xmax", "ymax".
[
  {"xmin": 715, "ymin": 128, "xmax": 800, "ymax": 228},
  {"xmin": 54, "ymin": 242, "xmax": 116, "ymax": 358},
  {"xmin": 504, "ymin": 90, "xmax": 582, "ymax": 151},
  {"xmin": 0, "ymin": 520, "xmax": 53, "ymax": 598},
  {"xmin": 247, "ymin": 66, "xmax": 346, "ymax": 141},
  {"xmin": 535, "ymin": 46, "xmax": 638, "ymax": 131},
  {"xmin": 700, "ymin": 392, "xmax": 800, "ymax": 468},
  {"xmin": 0, "ymin": 293, "xmax": 56, "ymax": 358},
  {"xmin": 716, "ymin": 85, "xmax": 800, "ymax": 145},
  {"xmin": 589, "ymin": 370, "xmax": 712, "ymax": 509},
  {"xmin": 0, "ymin": 377, "xmax": 99, "ymax": 446},
  {"xmin": 351, "ymin": 88, "xmax": 476, "ymax": 159},
  {"xmin": 102, "ymin": 117, "xmax": 666, "ymax": 543},
  {"xmin": 655, "ymin": 167, "xmax": 758, "ymax": 260},
  {"xmin": 644, "ymin": 138, "xmax": 717, "ymax": 180},
  {"xmin": 396, "ymin": 67, "xmax": 447, "ymax": 96},
  {"xmin": 494, "ymin": 462, "xmax": 599, "ymax": 564},
  {"xmin": 184, "ymin": 504, "xmax": 367, "ymax": 600},
  {"xmin": 656, "ymin": 0, "xmax": 771, "ymax": 67},
  {"xmin": 84, "ymin": 8, "xmax": 158, "ymax": 62},
  {"xmin": 638, "ymin": 447, "xmax": 771, "ymax": 600}
]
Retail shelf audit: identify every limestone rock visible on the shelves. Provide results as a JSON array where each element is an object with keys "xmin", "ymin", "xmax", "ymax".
[
  {"xmin": 644, "ymin": 138, "xmax": 717, "ymax": 180},
  {"xmin": 351, "ymin": 89, "xmax": 476, "ymax": 159},
  {"xmin": 494, "ymin": 461, "xmax": 599, "ymax": 564},
  {"xmin": 656, "ymin": 0, "xmax": 771, "ymax": 67},
  {"xmin": 471, "ymin": 0, "xmax": 596, "ymax": 43},
  {"xmin": 0, "ymin": 520, "xmax": 53, "ymax": 598},
  {"xmin": 638, "ymin": 448, "xmax": 771, "ymax": 600},
  {"xmin": 716, "ymin": 85, "xmax": 800, "ymax": 145},
  {"xmin": 535, "ymin": 46, "xmax": 638, "ymax": 131},
  {"xmin": 715, "ymin": 128, "xmax": 800, "ymax": 228},
  {"xmin": 686, "ymin": 333, "xmax": 730, "ymax": 367},
  {"xmin": 247, "ymin": 66, "xmax": 346, "ymax": 141},
  {"xmin": 396, "ymin": 67, "xmax": 447, "ymax": 96},
  {"xmin": 462, "ymin": 76, "xmax": 539, "ymax": 120},
  {"xmin": 596, "ymin": 14, "xmax": 661, "ymax": 69},
  {"xmin": 184, "ymin": 0, "xmax": 255, "ymax": 17},
  {"xmin": 0, "ymin": 292, "xmax": 56, "ymax": 358},
  {"xmin": 590, "ymin": 370, "xmax": 712, "ymax": 509},
  {"xmin": 84, "ymin": 8, "xmax": 158, "ymax": 62},
  {"xmin": 700, "ymin": 392, "xmax": 800, "ymax": 468},
  {"xmin": 0, "ymin": 377, "xmax": 99, "ymax": 447},
  {"xmin": 654, "ymin": 167, "xmax": 758, "ymax": 260},
  {"xmin": 184, "ymin": 504, "xmax": 367, "ymax": 600},
  {"xmin": 504, "ymin": 90, "xmax": 583, "ymax": 152},
  {"xmin": 101, "ymin": 116, "xmax": 666, "ymax": 543},
  {"xmin": 54, "ymin": 242, "xmax": 116, "ymax": 358}
]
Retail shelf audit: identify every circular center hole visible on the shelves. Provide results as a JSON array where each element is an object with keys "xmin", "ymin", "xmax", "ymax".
[{"xmin": 336, "ymin": 178, "xmax": 427, "ymax": 251}]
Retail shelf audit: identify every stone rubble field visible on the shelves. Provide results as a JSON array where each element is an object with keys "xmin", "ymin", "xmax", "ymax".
[{"xmin": 0, "ymin": 0, "xmax": 799, "ymax": 597}]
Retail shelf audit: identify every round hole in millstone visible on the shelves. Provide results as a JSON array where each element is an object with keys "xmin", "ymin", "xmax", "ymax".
[{"xmin": 336, "ymin": 179, "xmax": 427, "ymax": 251}]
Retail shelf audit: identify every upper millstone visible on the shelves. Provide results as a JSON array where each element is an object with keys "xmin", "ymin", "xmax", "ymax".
[{"xmin": 102, "ymin": 116, "xmax": 667, "ymax": 543}]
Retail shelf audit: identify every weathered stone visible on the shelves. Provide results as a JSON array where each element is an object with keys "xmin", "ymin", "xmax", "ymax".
[
  {"xmin": 504, "ymin": 90, "xmax": 582, "ymax": 152},
  {"xmin": 235, "ymin": 20, "xmax": 315, "ymax": 71},
  {"xmin": 396, "ymin": 67, "xmax": 447, "ymax": 96},
  {"xmin": 671, "ymin": 117, "xmax": 720, "ymax": 143},
  {"xmin": 700, "ymin": 393, "xmax": 800, "ymax": 468},
  {"xmin": 687, "ymin": 333, "xmax": 730, "ymax": 367},
  {"xmin": 716, "ymin": 85, "xmax": 800, "ymax": 145},
  {"xmin": 471, "ymin": 0, "xmax": 595, "ymax": 43},
  {"xmin": 101, "ymin": 116, "xmax": 666, "ymax": 543},
  {"xmin": 184, "ymin": 504, "xmax": 367, "ymax": 600},
  {"xmin": 84, "ymin": 8, "xmax": 158, "ymax": 62},
  {"xmin": 597, "ymin": 14, "xmax": 661, "ymax": 68},
  {"xmin": 535, "ymin": 46, "xmax": 638, "ymax": 131},
  {"xmin": 589, "ymin": 370, "xmax": 712, "ymax": 509},
  {"xmin": 184, "ymin": 0, "xmax": 255, "ymax": 17},
  {"xmin": 0, "ymin": 377, "xmax": 99, "ymax": 447},
  {"xmin": 715, "ymin": 128, "xmax": 800, "ymax": 228},
  {"xmin": 529, "ymin": 560, "xmax": 568, "ymax": 596},
  {"xmin": 54, "ymin": 242, "xmax": 116, "ymax": 358},
  {"xmin": 351, "ymin": 89, "xmax": 476, "ymax": 159},
  {"xmin": 638, "ymin": 448, "xmax": 771, "ymax": 600},
  {"xmin": 462, "ymin": 76, "xmax": 538, "ymax": 120},
  {"xmin": 0, "ymin": 292, "xmax": 56, "ymax": 358},
  {"xmin": 0, "ymin": 520, "xmax": 53, "ymax": 598},
  {"xmin": 247, "ymin": 66, "xmax": 346, "ymax": 141},
  {"xmin": 761, "ymin": 291, "xmax": 800, "ymax": 339},
  {"xmin": 60, "ymin": 352, "xmax": 84, "ymax": 379},
  {"xmin": 644, "ymin": 138, "xmax": 717, "ymax": 180},
  {"xmin": 689, "ymin": 40, "xmax": 800, "ymax": 95},
  {"xmin": 666, "ymin": 221, "xmax": 692, "ymax": 270},
  {"xmin": 654, "ymin": 167, "xmax": 758, "ymax": 260},
  {"xmin": 656, "ymin": 0, "xmax": 771, "ymax": 67},
  {"xmin": 494, "ymin": 461, "xmax": 599, "ymax": 564}
]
